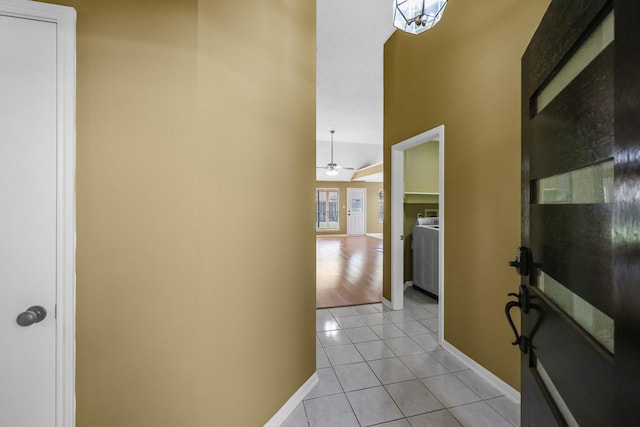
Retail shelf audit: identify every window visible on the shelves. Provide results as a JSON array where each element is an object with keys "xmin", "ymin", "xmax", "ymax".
[
  {"xmin": 377, "ymin": 189, "xmax": 384, "ymax": 223},
  {"xmin": 316, "ymin": 188, "xmax": 339, "ymax": 230}
]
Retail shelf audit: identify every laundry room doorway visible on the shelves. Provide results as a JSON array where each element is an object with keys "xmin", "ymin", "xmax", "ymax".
[{"xmin": 390, "ymin": 125, "xmax": 444, "ymax": 343}]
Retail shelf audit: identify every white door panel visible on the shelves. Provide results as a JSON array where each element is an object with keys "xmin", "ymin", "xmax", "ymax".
[
  {"xmin": 0, "ymin": 14, "xmax": 58, "ymax": 426},
  {"xmin": 347, "ymin": 188, "xmax": 366, "ymax": 235}
]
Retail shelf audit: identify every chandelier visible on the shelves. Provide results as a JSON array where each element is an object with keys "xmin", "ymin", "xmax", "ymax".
[{"xmin": 394, "ymin": 0, "xmax": 448, "ymax": 35}]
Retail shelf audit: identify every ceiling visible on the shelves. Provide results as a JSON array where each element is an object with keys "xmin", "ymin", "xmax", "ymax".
[{"xmin": 316, "ymin": 0, "xmax": 396, "ymax": 182}]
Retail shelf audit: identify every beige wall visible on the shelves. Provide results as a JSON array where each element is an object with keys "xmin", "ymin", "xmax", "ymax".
[
  {"xmin": 47, "ymin": 1, "xmax": 316, "ymax": 425},
  {"xmin": 383, "ymin": 0, "xmax": 549, "ymax": 390},
  {"xmin": 316, "ymin": 181, "xmax": 384, "ymax": 235},
  {"xmin": 405, "ymin": 140, "xmax": 439, "ymax": 193}
]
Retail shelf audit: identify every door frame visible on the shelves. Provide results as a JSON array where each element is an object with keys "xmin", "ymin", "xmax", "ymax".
[
  {"xmin": 0, "ymin": 1, "xmax": 77, "ymax": 426},
  {"xmin": 390, "ymin": 125, "xmax": 444, "ymax": 341},
  {"xmin": 346, "ymin": 187, "xmax": 367, "ymax": 235}
]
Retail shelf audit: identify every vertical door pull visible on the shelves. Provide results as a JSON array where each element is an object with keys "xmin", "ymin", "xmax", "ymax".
[
  {"xmin": 505, "ymin": 300, "xmax": 522, "ymax": 345},
  {"xmin": 505, "ymin": 285, "xmax": 529, "ymax": 353}
]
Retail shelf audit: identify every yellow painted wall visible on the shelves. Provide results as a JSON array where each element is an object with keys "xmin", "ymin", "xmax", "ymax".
[
  {"xmin": 316, "ymin": 181, "xmax": 384, "ymax": 235},
  {"xmin": 383, "ymin": 0, "xmax": 550, "ymax": 390},
  {"xmin": 404, "ymin": 140, "xmax": 439, "ymax": 193},
  {"xmin": 46, "ymin": 1, "xmax": 315, "ymax": 425}
]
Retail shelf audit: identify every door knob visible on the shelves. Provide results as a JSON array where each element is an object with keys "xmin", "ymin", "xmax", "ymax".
[{"xmin": 16, "ymin": 306, "xmax": 47, "ymax": 327}]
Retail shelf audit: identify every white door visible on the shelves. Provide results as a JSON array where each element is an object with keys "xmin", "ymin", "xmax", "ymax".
[
  {"xmin": 0, "ymin": 12, "xmax": 58, "ymax": 427},
  {"xmin": 347, "ymin": 188, "xmax": 366, "ymax": 235}
]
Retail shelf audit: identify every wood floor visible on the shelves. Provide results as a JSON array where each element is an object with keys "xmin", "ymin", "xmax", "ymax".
[{"xmin": 316, "ymin": 235, "xmax": 383, "ymax": 308}]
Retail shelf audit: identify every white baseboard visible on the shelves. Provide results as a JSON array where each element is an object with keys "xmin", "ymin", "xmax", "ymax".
[
  {"xmin": 442, "ymin": 341, "xmax": 521, "ymax": 403},
  {"xmin": 263, "ymin": 372, "xmax": 319, "ymax": 427},
  {"xmin": 404, "ymin": 281, "xmax": 413, "ymax": 291}
]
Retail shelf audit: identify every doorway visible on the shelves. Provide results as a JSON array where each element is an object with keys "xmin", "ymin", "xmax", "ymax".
[
  {"xmin": 390, "ymin": 125, "xmax": 444, "ymax": 344},
  {"xmin": 347, "ymin": 187, "xmax": 366, "ymax": 235}
]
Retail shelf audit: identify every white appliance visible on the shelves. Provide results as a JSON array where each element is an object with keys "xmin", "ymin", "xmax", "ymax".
[{"xmin": 412, "ymin": 217, "xmax": 439, "ymax": 297}]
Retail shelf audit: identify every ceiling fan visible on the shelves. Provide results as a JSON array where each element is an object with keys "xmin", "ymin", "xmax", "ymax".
[{"xmin": 317, "ymin": 130, "xmax": 355, "ymax": 176}]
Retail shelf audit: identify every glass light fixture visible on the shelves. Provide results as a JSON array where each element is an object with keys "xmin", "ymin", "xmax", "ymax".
[
  {"xmin": 326, "ymin": 167, "xmax": 339, "ymax": 176},
  {"xmin": 394, "ymin": 0, "xmax": 447, "ymax": 35}
]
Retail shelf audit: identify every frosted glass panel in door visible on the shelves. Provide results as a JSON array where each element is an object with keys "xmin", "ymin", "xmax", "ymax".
[
  {"xmin": 538, "ymin": 271, "xmax": 614, "ymax": 353},
  {"xmin": 351, "ymin": 196, "xmax": 363, "ymax": 212},
  {"xmin": 536, "ymin": 160, "xmax": 613, "ymax": 204}
]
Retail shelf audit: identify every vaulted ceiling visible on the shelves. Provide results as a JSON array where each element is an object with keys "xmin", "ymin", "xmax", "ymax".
[{"xmin": 316, "ymin": 0, "xmax": 395, "ymax": 181}]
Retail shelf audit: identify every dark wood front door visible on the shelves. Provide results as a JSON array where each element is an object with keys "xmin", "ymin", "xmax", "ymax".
[{"xmin": 516, "ymin": 1, "xmax": 640, "ymax": 425}]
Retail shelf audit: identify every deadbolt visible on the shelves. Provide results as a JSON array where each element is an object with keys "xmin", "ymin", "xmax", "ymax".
[
  {"xmin": 16, "ymin": 306, "xmax": 47, "ymax": 327},
  {"xmin": 508, "ymin": 246, "xmax": 530, "ymax": 276}
]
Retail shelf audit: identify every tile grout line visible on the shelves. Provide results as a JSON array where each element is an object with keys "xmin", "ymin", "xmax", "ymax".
[{"xmin": 309, "ymin": 291, "xmax": 518, "ymax": 427}]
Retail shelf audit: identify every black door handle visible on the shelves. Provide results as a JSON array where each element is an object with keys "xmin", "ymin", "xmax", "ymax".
[
  {"xmin": 504, "ymin": 285, "xmax": 529, "ymax": 353},
  {"xmin": 508, "ymin": 246, "xmax": 530, "ymax": 276},
  {"xmin": 16, "ymin": 305, "xmax": 47, "ymax": 327},
  {"xmin": 505, "ymin": 300, "xmax": 522, "ymax": 346}
]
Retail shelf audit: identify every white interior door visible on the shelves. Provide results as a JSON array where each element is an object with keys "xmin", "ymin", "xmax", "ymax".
[
  {"xmin": 0, "ymin": 13, "xmax": 58, "ymax": 426},
  {"xmin": 347, "ymin": 188, "xmax": 366, "ymax": 235}
]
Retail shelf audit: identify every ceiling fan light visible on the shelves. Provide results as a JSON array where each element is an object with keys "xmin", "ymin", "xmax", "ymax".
[
  {"xmin": 393, "ymin": 0, "xmax": 447, "ymax": 35},
  {"xmin": 326, "ymin": 168, "xmax": 339, "ymax": 176}
]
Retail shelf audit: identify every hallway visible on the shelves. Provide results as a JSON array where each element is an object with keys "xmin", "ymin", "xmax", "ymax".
[
  {"xmin": 283, "ymin": 287, "xmax": 520, "ymax": 426},
  {"xmin": 316, "ymin": 235, "xmax": 383, "ymax": 308}
]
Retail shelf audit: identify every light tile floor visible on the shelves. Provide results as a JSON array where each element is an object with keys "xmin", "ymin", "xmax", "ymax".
[{"xmin": 282, "ymin": 287, "xmax": 520, "ymax": 427}]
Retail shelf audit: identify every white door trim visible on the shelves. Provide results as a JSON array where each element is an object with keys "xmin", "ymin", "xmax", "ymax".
[
  {"xmin": 346, "ymin": 187, "xmax": 367, "ymax": 235},
  {"xmin": 0, "ymin": 1, "xmax": 77, "ymax": 426},
  {"xmin": 390, "ymin": 126, "xmax": 445, "ymax": 344}
]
